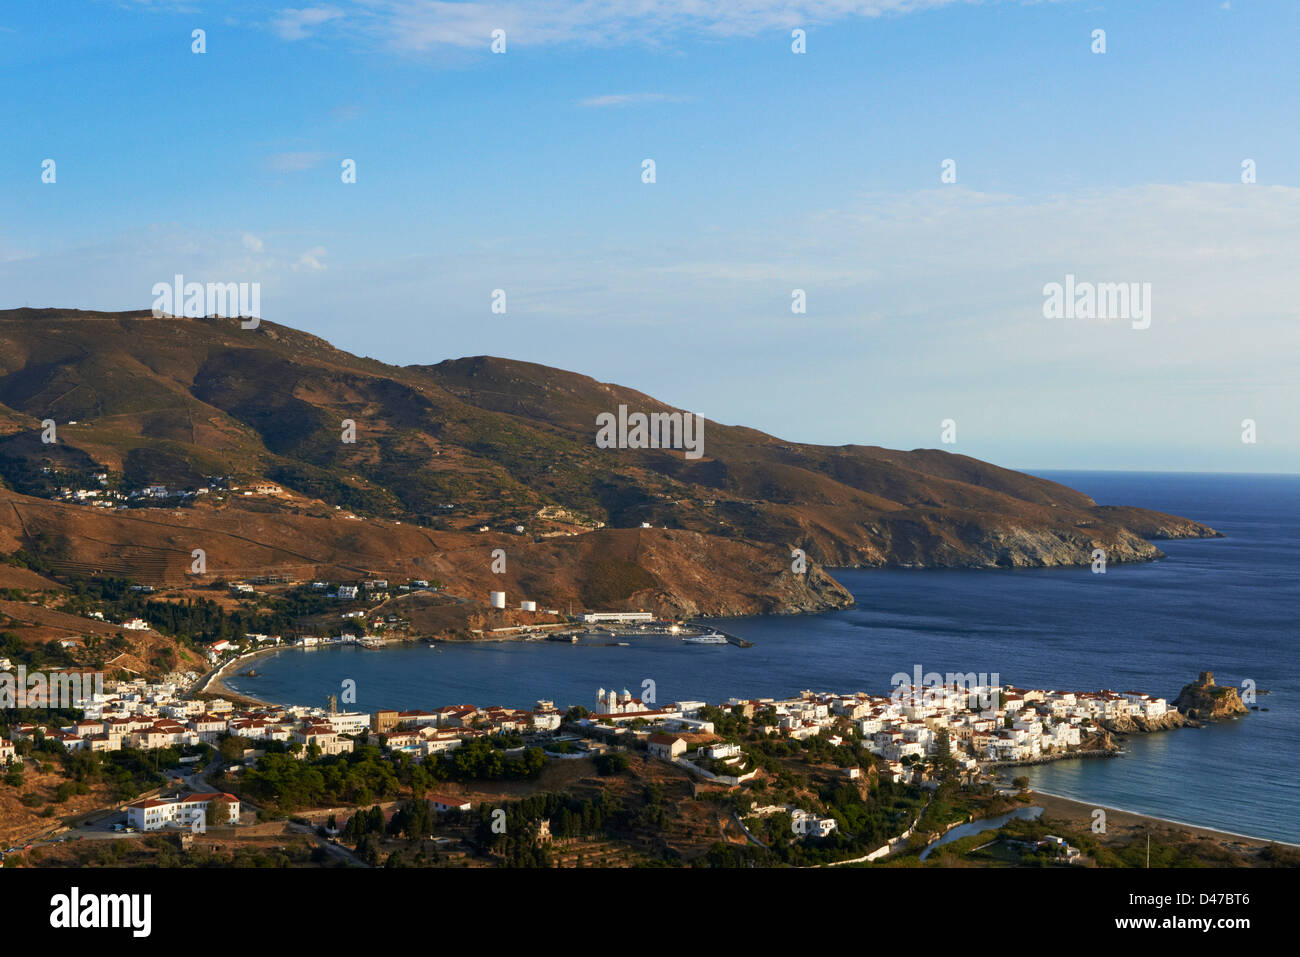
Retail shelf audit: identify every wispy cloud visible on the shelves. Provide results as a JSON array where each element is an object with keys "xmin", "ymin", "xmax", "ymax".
[
  {"xmin": 4, "ymin": 183, "xmax": 1298, "ymax": 468},
  {"xmin": 265, "ymin": 151, "xmax": 327, "ymax": 172},
  {"xmin": 272, "ymin": 6, "xmax": 345, "ymax": 41},
  {"xmin": 267, "ymin": 1, "xmax": 958, "ymax": 53},
  {"xmin": 579, "ymin": 92, "xmax": 689, "ymax": 108},
  {"xmin": 295, "ymin": 246, "xmax": 328, "ymax": 271}
]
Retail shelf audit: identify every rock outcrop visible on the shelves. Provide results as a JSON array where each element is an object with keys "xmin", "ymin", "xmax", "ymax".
[
  {"xmin": 1081, "ymin": 729, "xmax": 1122, "ymax": 751},
  {"xmin": 1173, "ymin": 671, "xmax": 1249, "ymax": 722},
  {"xmin": 1099, "ymin": 711, "xmax": 1188, "ymax": 734}
]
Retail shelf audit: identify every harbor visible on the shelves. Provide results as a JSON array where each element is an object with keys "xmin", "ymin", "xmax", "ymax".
[{"xmin": 523, "ymin": 620, "xmax": 753, "ymax": 647}]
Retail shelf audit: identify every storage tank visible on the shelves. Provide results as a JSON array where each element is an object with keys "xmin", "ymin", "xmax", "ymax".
[
  {"xmin": 520, "ymin": 600, "xmax": 537, "ymax": 612},
  {"xmin": 489, "ymin": 591, "xmax": 506, "ymax": 609}
]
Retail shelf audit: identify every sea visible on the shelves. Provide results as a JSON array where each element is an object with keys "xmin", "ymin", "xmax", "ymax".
[{"xmin": 225, "ymin": 471, "xmax": 1300, "ymax": 845}]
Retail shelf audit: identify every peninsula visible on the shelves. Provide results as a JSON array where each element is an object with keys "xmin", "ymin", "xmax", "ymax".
[{"xmin": 0, "ymin": 308, "xmax": 1220, "ymax": 633}]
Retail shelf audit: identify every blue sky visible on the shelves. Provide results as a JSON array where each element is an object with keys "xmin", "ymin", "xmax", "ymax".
[{"xmin": 2, "ymin": 0, "xmax": 1298, "ymax": 472}]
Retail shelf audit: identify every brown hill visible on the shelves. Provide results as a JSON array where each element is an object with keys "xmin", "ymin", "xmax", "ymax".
[{"xmin": 0, "ymin": 308, "xmax": 1220, "ymax": 617}]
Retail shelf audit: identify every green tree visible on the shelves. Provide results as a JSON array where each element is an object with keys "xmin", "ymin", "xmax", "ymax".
[{"xmin": 206, "ymin": 798, "xmax": 232, "ymax": 828}]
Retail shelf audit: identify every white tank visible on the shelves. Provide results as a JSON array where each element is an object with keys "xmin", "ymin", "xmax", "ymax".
[
  {"xmin": 489, "ymin": 591, "xmax": 506, "ymax": 609},
  {"xmin": 520, "ymin": 600, "xmax": 537, "ymax": 612}
]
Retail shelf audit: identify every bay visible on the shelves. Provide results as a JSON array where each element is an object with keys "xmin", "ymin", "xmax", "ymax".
[{"xmin": 227, "ymin": 471, "xmax": 1300, "ymax": 844}]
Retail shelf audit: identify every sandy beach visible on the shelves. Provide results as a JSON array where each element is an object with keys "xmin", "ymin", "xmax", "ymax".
[
  {"xmin": 1028, "ymin": 788, "xmax": 1297, "ymax": 854},
  {"xmin": 194, "ymin": 646, "xmax": 281, "ymax": 708}
]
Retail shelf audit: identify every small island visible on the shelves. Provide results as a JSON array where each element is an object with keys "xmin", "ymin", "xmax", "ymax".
[{"xmin": 1172, "ymin": 671, "xmax": 1250, "ymax": 723}]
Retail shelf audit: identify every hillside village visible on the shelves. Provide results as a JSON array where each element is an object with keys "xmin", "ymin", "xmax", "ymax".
[
  {"xmin": 0, "ymin": 653, "xmax": 1174, "ymax": 858},
  {"xmin": 2, "ymin": 672, "xmax": 1169, "ymax": 773}
]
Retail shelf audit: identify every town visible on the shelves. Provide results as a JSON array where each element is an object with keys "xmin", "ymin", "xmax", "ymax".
[{"xmin": 0, "ymin": 654, "xmax": 1170, "ymax": 858}]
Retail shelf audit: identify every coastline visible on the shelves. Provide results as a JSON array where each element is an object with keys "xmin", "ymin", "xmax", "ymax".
[
  {"xmin": 199, "ymin": 644, "xmax": 1295, "ymax": 848},
  {"xmin": 194, "ymin": 645, "xmax": 283, "ymax": 708},
  {"xmin": 202, "ymin": 625, "xmax": 704, "ymax": 705},
  {"xmin": 200, "ymin": 636, "xmax": 452, "ymax": 706},
  {"xmin": 987, "ymin": 748, "xmax": 1118, "ymax": 768},
  {"xmin": 1027, "ymin": 788, "xmax": 1299, "ymax": 850}
]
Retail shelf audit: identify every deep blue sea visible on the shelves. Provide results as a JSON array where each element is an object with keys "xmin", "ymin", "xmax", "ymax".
[{"xmin": 227, "ymin": 472, "xmax": 1300, "ymax": 844}]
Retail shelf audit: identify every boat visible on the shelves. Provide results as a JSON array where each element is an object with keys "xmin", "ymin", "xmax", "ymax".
[
  {"xmin": 546, "ymin": 633, "xmax": 579, "ymax": 643},
  {"xmin": 682, "ymin": 631, "xmax": 728, "ymax": 644}
]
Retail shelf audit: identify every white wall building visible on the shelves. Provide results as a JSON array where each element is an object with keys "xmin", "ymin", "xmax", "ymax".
[
  {"xmin": 126, "ymin": 793, "xmax": 240, "ymax": 831},
  {"xmin": 579, "ymin": 612, "xmax": 653, "ymax": 624},
  {"xmin": 325, "ymin": 712, "xmax": 370, "ymax": 736}
]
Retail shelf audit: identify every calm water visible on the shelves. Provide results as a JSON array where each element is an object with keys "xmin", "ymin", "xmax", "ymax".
[
  {"xmin": 920, "ymin": 806, "xmax": 1043, "ymax": 861},
  {"xmin": 228, "ymin": 471, "xmax": 1300, "ymax": 844}
]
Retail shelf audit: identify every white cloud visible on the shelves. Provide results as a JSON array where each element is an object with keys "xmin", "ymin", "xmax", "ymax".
[
  {"xmin": 265, "ymin": 151, "xmax": 327, "ymax": 172},
  {"xmin": 272, "ymin": 6, "xmax": 345, "ymax": 41},
  {"xmin": 242, "ymin": 233, "xmax": 265, "ymax": 253},
  {"xmin": 287, "ymin": 1, "xmax": 959, "ymax": 53},
  {"xmin": 579, "ymin": 93, "xmax": 689, "ymax": 107},
  {"xmin": 295, "ymin": 247, "xmax": 328, "ymax": 271},
  {"xmin": 3, "ymin": 182, "xmax": 1297, "ymax": 468}
]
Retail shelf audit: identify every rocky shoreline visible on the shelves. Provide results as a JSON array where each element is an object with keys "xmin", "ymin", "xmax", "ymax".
[
  {"xmin": 988, "ymin": 749, "xmax": 1119, "ymax": 768},
  {"xmin": 1098, "ymin": 711, "xmax": 1190, "ymax": 734}
]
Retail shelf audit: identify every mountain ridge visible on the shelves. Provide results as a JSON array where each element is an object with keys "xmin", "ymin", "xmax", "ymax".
[{"xmin": 0, "ymin": 308, "xmax": 1221, "ymax": 618}]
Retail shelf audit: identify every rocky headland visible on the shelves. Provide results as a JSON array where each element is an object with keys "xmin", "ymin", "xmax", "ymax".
[{"xmin": 1173, "ymin": 671, "xmax": 1250, "ymax": 723}]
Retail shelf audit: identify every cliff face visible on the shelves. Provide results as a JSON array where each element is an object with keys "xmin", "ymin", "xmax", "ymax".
[
  {"xmin": 1082, "ymin": 729, "xmax": 1122, "ymax": 751},
  {"xmin": 1173, "ymin": 672, "xmax": 1250, "ymax": 722},
  {"xmin": 1099, "ymin": 711, "xmax": 1188, "ymax": 734}
]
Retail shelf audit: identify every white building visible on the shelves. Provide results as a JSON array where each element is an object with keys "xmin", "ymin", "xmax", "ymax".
[
  {"xmin": 428, "ymin": 795, "xmax": 472, "ymax": 813},
  {"xmin": 647, "ymin": 734, "xmax": 686, "ymax": 760},
  {"xmin": 325, "ymin": 712, "xmax": 370, "ymax": 736},
  {"xmin": 792, "ymin": 810, "xmax": 838, "ymax": 839},
  {"xmin": 531, "ymin": 712, "xmax": 562, "ymax": 731},
  {"xmin": 126, "ymin": 792, "xmax": 240, "ymax": 831},
  {"xmin": 701, "ymin": 742, "xmax": 741, "ymax": 760}
]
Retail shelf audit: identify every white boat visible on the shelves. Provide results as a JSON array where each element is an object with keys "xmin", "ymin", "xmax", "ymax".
[{"xmin": 682, "ymin": 631, "xmax": 728, "ymax": 644}]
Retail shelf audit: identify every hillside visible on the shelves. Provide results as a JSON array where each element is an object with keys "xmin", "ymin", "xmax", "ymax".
[{"xmin": 0, "ymin": 308, "xmax": 1220, "ymax": 619}]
